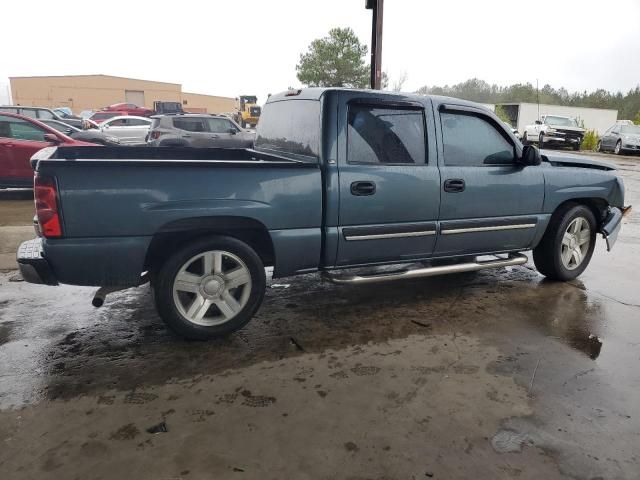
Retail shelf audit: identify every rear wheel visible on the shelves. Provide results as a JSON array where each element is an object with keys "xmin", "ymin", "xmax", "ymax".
[
  {"xmin": 154, "ymin": 236, "xmax": 266, "ymax": 339},
  {"xmin": 533, "ymin": 203, "xmax": 597, "ymax": 281}
]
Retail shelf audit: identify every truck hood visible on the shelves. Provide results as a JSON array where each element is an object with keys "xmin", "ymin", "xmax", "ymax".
[
  {"xmin": 542, "ymin": 152, "xmax": 617, "ymax": 171},
  {"xmin": 546, "ymin": 125, "xmax": 585, "ymax": 133}
]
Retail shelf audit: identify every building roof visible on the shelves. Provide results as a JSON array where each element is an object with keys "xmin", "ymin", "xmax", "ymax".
[{"xmin": 9, "ymin": 74, "xmax": 181, "ymax": 87}]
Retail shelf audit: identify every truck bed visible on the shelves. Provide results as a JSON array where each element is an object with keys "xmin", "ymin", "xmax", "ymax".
[{"xmin": 32, "ymin": 146, "xmax": 323, "ymax": 286}]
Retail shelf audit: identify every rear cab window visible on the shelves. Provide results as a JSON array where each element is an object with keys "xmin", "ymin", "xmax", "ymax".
[{"xmin": 255, "ymin": 99, "xmax": 320, "ymax": 161}]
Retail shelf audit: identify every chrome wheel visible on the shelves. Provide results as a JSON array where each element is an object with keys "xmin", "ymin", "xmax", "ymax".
[
  {"xmin": 560, "ymin": 217, "xmax": 591, "ymax": 270},
  {"xmin": 172, "ymin": 250, "xmax": 252, "ymax": 326}
]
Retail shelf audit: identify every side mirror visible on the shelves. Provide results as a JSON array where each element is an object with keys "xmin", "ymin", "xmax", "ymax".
[
  {"xmin": 228, "ymin": 128, "xmax": 237, "ymax": 135},
  {"xmin": 43, "ymin": 133, "xmax": 61, "ymax": 144},
  {"xmin": 534, "ymin": 120, "xmax": 542, "ymax": 125},
  {"xmin": 65, "ymin": 128, "xmax": 73, "ymax": 135},
  {"xmin": 520, "ymin": 145, "xmax": 541, "ymax": 166}
]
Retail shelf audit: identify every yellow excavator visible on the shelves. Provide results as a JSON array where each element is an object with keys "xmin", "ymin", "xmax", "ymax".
[{"xmin": 234, "ymin": 95, "xmax": 261, "ymax": 128}]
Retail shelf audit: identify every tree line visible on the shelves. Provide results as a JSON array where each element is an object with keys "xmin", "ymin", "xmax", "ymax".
[{"xmin": 295, "ymin": 28, "xmax": 640, "ymax": 122}]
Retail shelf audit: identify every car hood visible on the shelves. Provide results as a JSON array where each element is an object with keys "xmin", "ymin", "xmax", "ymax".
[{"xmin": 542, "ymin": 152, "xmax": 617, "ymax": 171}]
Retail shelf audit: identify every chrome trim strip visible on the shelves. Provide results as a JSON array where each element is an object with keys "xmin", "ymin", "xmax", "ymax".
[
  {"xmin": 441, "ymin": 223, "xmax": 536, "ymax": 235},
  {"xmin": 345, "ymin": 230, "xmax": 436, "ymax": 241}
]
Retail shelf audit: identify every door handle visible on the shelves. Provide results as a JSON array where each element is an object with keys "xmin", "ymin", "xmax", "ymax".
[
  {"xmin": 350, "ymin": 181, "xmax": 376, "ymax": 196},
  {"xmin": 182, "ymin": 134, "xmax": 191, "ymax": 137},
  {"xmin": 443, "ymin": 178, "xmax": 465, "ymax": 193},
  {"xmin": 211, "ymin": 134, "xmax": 219, "ymax": 138}
]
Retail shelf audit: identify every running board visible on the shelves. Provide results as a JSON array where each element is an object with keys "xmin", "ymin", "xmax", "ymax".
[{"xmin": 322, "ymin": 253, "xmax": 528, "ymax": 285}]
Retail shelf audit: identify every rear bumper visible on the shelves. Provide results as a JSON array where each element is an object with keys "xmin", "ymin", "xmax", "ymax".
[
  {"xmin": 16, "ymin": 238, "xmax": 58, "ymax": 285},
  {"xmin": 600, "ymin": 206, "xmax": 629, "ymax": 252}
]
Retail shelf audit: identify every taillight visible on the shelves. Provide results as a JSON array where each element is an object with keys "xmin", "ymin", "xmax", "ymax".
[
  {"xmin": 34, "ymin": 173, "xmax": 62, "ymax": 238},
  {"xmin": 150, "ymin": 131, "xmax": 164, "ymax": 140}
]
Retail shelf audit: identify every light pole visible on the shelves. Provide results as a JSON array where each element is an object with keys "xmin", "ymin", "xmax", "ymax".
[{"xmin": 366, "ymin": 0, "xmax": 384, "ymax": 89}]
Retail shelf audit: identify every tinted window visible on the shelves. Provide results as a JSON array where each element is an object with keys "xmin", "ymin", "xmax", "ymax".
[
  {"xmin": 347, "ymin": 105, "xmax": 425, "ymax": 164},
  {"xmin": 20, "ymin": 109, "xmax": 38, "ymax": 119},
  {"xmin": 173, "ymin": 117, "xmax": 207, "ymax": 132},
  {"xmin": 0, "ymin": 117, "xmax": 46, "ymax": 141},
  {"xmin": 0, "ymin": 107, "xmax": 18, "ymax": 113},
  {"xmin": 255, "ymin": 99, "xmax": 320, "ymax": 160},
  {"xmin": 41, "ymin": 120, "xmax": 77, "ymax": 133},
  {"xmin": 37, "ymin": 110, "xmax": 55, "ymax": 120},
  {"xmin": 128, "ymin": 118, "xmax": 151, "ymax": 126},
  {"xmin": 441, "ymin": 112, "xmax": 514, "ymax": 166},
  {"xmin": 207, "ymin": 118, "xmax": 235, "ymax": 133}
]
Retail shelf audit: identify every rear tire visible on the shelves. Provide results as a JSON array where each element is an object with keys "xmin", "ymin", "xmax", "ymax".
[
  {"xmin": 533, "ymin": 203, "xmax": 597, "ymax": 281},
  {"xmin": 154, "ymin": 236, "xmax": 266, "ymax": 339}
]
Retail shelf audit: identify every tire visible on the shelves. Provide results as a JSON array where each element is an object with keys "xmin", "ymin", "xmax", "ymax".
[
  {"xmin": 596, "ymin": 140, "xmax": 602, "ymax": 152},
  {"xmin": 533, "ymin": 203, "xmax": 597, "ymax": 281},
  {"xmin": 154, "ymin": 236, "xmax": 266, "ymax": 339},
  {"xmin": 573, "ymin": 142, "xmax": 581, "ymax": 151},
  {"xmin": 614, "ymin": 140, "xmax": 622, "ymax": 155},
  {"xmin": 539, "ymin": 133, "xmax": 545, "ymax": 148}
]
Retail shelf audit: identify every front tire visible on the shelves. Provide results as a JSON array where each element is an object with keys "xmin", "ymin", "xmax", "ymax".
[
  {"xmin": 533, "ymin": 203, "xmax": 597, "ymax": 281},
  {"xmin": 154, "ymin": 236, "xmax": 266, "ymax": 339},
  {"xmin": 614, "ymin": 140, "xmax": 623, "ymax": 155}
]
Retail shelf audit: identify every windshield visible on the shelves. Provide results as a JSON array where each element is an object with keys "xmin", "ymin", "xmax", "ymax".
[
  {"xmin": 544, "ymin": 116, "xmax": 578, "ymax": 127},
  {"xmin": 621, "ymin": 125, "xmax": 640, "ymax": 134}
]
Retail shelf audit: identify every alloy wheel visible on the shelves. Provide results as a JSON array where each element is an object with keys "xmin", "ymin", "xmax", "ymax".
[
  {"xmin": 172, "ymin": 250, "xmax": 252, "ymax": 326},
  {"xmin": 560, "ymin": 217, "xmax": 591, "ymax": 270}
]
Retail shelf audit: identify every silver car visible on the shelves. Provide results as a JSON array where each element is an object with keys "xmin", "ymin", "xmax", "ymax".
[
  {"xmin": 99, "ymin": 116, "xmax": 152, "ymax": 145},
  {"xmin": 147, "ymin": 114, "xmax": 254, "ymax": 148}
]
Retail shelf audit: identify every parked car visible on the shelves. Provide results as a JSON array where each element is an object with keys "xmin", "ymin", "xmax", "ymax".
[
  {"xmin": 89, "ymin": 111, "xmax": 128, "ymax": 124},
  {"xmin": 39, "ymin": 119, "xmax": 121, "ymax": 146},
  {"xmin": 0, "ymin": 112, "xmax": 95, "ymax": 188},
  {"xmin": 0, "ymin": 105, "xmax": 85, "ymax": 129},
  {"xmin": 99, "ymin": 116, "xmax": 152, "ymax": 145},
  {"xmin": 597, "ymin": 123, "xmax": 640, "ymax": 155},
  {"xmin": 522, "ymin": 115, "xmax": 585, "ymax": 150},
  {"xmin": 17, "ymin": 88, "xmax": 627, "ymax": 340},
  {"xmin": 103, "ymin": 103, "xmax": 154, "ymax": 117},
  {"xmin": 147, "ymin": 114, "xmax": 254, "ymax": 147}
]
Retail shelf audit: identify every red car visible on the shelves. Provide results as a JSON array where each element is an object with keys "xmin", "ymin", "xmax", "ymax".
[
  {"xmin": 0, "ymin": 112, "xmax": 95, "ymax": 188},
  {"xmin": 103, "ymin": 103, "xmax": 154, "ymax": 117}
]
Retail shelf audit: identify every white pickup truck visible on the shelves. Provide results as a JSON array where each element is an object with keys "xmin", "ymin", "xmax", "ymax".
[{"xmin": 522, "ymin": 115, "xmax": 585, "ymax": 151}]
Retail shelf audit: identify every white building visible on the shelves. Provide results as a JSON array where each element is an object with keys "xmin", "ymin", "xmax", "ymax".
[{"xmin": 495, "ymin": 102, "xmax": 618, "ymax": 135}]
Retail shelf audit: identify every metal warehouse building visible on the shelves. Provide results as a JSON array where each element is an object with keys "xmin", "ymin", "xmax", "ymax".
[
  {"xmin": 497, "ymin": 102, "xmax": 618, "ymax": 135},
  {"xmin": 8, "ymin": 74, "xmax": 236, "ymax": 115}
]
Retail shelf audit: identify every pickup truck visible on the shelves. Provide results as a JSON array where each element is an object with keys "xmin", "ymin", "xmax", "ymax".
[
  {"xmin": 17, "ymin": 88, "xmax": 627, "ymax": 340},
  {"xmin": 522, "ymin": 115, "xmax": 586, "ymax": 150}
]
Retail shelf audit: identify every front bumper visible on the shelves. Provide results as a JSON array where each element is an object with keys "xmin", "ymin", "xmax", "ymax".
[
  {"xmin": 16, "ymin": 238, "xmax": 58, "ymax": 285},
  {"xmin": 600, "ymin": 206, "xmax": 631, "ymax": 252},
  {"xmin": 543, "ymin": 135, "xmax": 582, "ymax": 146}
]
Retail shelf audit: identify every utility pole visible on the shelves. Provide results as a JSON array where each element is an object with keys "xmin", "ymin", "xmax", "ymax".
[{"xmin": 366, "ymin": 0, "xmax": 384, "ymax": 89}]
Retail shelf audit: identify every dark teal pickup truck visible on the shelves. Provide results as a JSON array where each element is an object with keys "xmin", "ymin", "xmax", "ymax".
[{"xmin": 18, "ymin": 88, "xmax": 627, "ymax": 339}]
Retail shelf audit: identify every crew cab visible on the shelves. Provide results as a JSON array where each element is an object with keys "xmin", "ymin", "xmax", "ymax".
[
  {"xmin": 522, "ymin": 115, "xmax": 586, "ymax": 150},
  {"xmin": 17, "ymin": 88, "xmax": 627, "ymax": 339}
]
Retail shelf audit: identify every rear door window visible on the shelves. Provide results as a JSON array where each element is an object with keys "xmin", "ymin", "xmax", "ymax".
[
  {"xmin": 347, "ymin": 104, "xmax": 426, "ymax": 164},
  {"xmin": 37, "ymin": 110, "xmax": 55, "ymax": 120},
  {"xmin": 173, "ymin": 117, "xmax": 207, "ymax": 132},
  {"xmin": 0, "ymin": 117, "xmax": 46, "ymax": 141}
]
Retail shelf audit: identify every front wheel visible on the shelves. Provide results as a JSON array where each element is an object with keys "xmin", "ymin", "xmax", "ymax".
[
  {"xmin": 154, "ymin": 236, "xmax": 266, "ymax": 339},
  {"xmin": 533, "ymin": 203, "xmax": 597, "ymax": 281},
  {"xmin": 614, "ymin": 140, "xmax": 623, "ymax": 155}
]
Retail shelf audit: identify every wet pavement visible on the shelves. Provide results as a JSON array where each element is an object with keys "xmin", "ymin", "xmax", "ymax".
[{"xmin": 0, "ymin": 154, "xmax": 639, "ymax": 479}]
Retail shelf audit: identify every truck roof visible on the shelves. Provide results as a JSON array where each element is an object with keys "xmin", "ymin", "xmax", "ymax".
[{"xmin": 266, "ymin": 88, "xmax": 489, "ymax": 111}]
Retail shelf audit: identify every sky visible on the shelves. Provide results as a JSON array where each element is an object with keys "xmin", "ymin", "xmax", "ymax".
[{"xmin": 2, "ymin": 0, "xmax": 639, "ymax": 105}]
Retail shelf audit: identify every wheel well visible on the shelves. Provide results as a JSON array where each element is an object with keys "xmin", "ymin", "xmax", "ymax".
[
  {"xmin": 144, "ymin": 216, "xmax": 275, "ymax": 273},
  {"xmin": 553, "ymin": 198, "xmax": 609, "ymax": 225}
]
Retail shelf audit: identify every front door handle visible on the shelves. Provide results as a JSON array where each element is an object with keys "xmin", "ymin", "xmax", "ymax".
[
  {"xmin": 350, "ymin": 181, "xmax": 376, "ymax": 196},
  {"xmin": 443, "ymin": 178, "xmax": 465, "ymax": 193}
]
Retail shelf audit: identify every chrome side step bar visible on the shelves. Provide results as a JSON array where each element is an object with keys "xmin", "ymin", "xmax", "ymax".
[{"xmin": 322, "ymin": 253, "xmax": 528, "ymax": 285}]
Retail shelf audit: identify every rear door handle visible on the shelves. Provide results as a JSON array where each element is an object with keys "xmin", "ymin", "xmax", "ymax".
[
  {"xmin": 350, "ymin": 181, "xmax": 376, "ymax": 196},
  {"xmin": 443, "ymin": 178, "xmax": 465, "ymax": 193}
]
